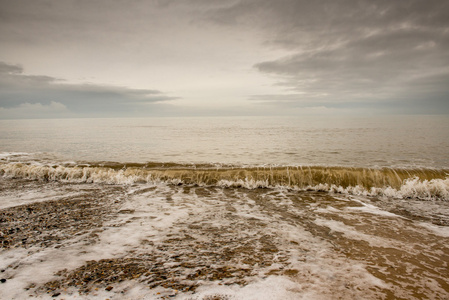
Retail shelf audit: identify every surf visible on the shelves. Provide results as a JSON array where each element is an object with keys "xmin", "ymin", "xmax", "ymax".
[{"xmin": 1, "ymin": 161, "xmax": 448, "ymax": 201}]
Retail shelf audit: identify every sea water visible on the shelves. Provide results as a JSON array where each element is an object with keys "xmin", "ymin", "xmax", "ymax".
[
  {"xmin": 0, "ymin": 115, "xmax": 449, "ymax": 299},
  {"xmin": 1, "ymin": 115, "xmax": 448, "ymax": 167}
]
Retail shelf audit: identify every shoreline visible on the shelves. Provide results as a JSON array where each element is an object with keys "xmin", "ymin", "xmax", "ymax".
[{"xmin": 1, "ymin": 178, "xmax": 449, "ymax": 299}]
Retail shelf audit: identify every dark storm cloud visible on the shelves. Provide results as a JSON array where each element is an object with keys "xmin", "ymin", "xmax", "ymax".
[
  {"xmin": 207, "ymin": 0, "xmax": 449, "ymax": 113},
  {"xmin": 0, "ymin": 62, "xmax": 177, "ymax": 118}
]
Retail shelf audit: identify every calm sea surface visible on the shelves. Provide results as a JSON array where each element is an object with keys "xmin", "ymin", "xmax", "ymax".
[{"xmin": 0, "ymin": 115, "xmax": 448, "ymax": 168}]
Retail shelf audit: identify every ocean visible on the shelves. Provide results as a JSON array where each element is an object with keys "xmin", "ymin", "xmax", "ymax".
[{"xmin": 1, "ymin": 115, "xmax": 448, "ymax": 299}]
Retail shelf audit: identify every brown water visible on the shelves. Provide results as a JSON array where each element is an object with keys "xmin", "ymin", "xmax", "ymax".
[{"xmin": 1, "ymin": 163, "xmax": 448, "ymax": 200}]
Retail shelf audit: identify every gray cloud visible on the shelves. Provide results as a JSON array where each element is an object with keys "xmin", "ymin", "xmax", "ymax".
[
  {"xmin": 206, "ymin": 0, "xmax": 449, "ymax": 113},
  {"xmin": 1, "ymin": 0, "xmax": 448, "ymax": 117},
  {"xmin": 0, "ymin": 62, "xmax": 178, "ymax": 118},
  {"xmin": 0, "ymin": 0, "xmax": 229, "ymax": 46},
  {"xmin": 0, "ymin": 62, "xmax": 23, "ymax": 74}
]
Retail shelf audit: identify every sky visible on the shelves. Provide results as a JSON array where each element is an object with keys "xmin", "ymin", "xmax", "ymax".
[{"xmin": 0, "ymin": 0, "xmax": 448, "ymax": 119}]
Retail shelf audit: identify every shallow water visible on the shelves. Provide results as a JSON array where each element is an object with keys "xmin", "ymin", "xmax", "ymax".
[{"xmin": 0, "ymin": 178, "xmax": 448, "ymax": 299}]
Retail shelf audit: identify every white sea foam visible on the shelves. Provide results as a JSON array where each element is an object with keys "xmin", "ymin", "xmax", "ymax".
[
  {"xmin": 319, "ymin": 177, "xmax": 449, "ymax": 201},
  {"xmin": 1, "ymin": 163, "xmax": 449, "ymax": 201},
  {"xmin": 0, "ymin": 185, "xmax": 94, "ymax": 210},
  {"xmin": 0, "ymin": 152, "xmax": 30, "ymax": 160},
  {"xmin": 314, "ymin": 218, "xmax": 393, "ymax": 248},
  {"xmin": 346, "ymin": 198, "xmax": 404, "ymax": 218},
  {"xmin": 218, "ymin": 177, "xmax": 449, "ymax": 201},
  {"xmin": 418, "ymin": 222, "xmax": 449, "ymax": 237}
]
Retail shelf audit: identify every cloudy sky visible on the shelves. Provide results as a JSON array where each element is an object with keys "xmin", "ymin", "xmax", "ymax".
[{"xmin": 1, "ymin": 0, "xmax": 448, "ymax": 119}]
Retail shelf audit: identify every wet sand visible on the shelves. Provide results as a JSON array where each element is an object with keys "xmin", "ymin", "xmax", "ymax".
[{"xmin": 1, "ymin": 178, "xmax": 449, "ymax": 299}]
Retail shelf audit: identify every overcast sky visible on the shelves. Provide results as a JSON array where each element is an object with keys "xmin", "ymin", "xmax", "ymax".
[{"xmin": 1, "ymin": 0, "xmax": 448, "ymax": 119}]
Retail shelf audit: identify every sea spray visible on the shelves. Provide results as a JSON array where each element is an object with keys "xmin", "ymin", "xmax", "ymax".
[{"xmin": 1, "ymin": 162, "xmax": 448, "ymax": 200}]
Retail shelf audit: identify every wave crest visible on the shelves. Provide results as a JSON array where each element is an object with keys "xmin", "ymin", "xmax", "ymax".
[{"xmin": 1, "ymin": 162, "xmax": 448, "ymax": 200}]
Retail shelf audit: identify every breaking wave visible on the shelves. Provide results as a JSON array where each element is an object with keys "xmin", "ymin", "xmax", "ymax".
[{"xmin": 1, "ymin": 162, "xmax": 448, "ymax": 201}]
